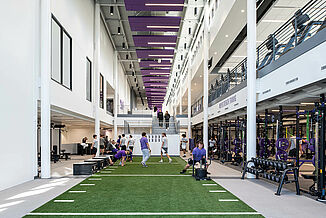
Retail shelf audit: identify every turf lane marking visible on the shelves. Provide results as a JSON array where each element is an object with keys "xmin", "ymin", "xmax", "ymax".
[
  {"xmin": 218, "ymin": 199, "xmax": 239, "ymax": 202},
  {"xmin": 202, "ymin": 184, "xmax": 217, "ymax": 186},
  {"xmin": 53, "ymin": 200, "xmax": 74, "ymax": 203},
  {"xmin": 80, "ymin": 184, "xmax": 95, "ymax": 186},
  {"xmin": 68, "ymin": 191, "xmax": 86, "ymax": 193},
  {"xmin": 109, "ymin": 166, "xmax": 118, "ymax": 168},
  {"xmin": 27, "ymin": 212, "xmax": 261, "ymax": 216},
  {"xmin": 209, "ymin": 190, "xmax": 226, "ymax": 193},
  {"xmin": 100, "ymin": 171, "xmax": 112, "ymax": 174},
  {"xmin": 91, "ymin": 174, "xmax": 192, "ymax": 177},
  {"xmin": 88, "ymin": 178, "xmax": 102, "ymax": 181}
]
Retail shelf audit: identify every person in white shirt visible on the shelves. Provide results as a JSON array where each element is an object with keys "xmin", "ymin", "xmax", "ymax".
[
  {"xmin": 91, "ymin": 134, "xmax": 98, "ymax": 157},
  {"xmin": 127, "ymin": 135, "xmax": 135, "ymax": 151},
  {"xmin": 180, "ymin": 134, "xmax": 188, "ymax": 157},
  {"xmin": 120, "ymin": 134, "xmax": 127, "ymax": 150},
  {"xmin": 159, "ymin": 133, "xmax": 172, "ymax": 163},
  {"xmin": 208, "ymin": 137, "xmax": 216, "ymax": 158}
]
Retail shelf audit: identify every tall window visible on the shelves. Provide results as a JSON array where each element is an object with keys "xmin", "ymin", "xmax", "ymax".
[
  {"xmin": 86, "ymin": 58, "xmax": 92, "ymax": 102},
  {"xmin": 99, "ymin": 74, "xmax": 104, "ymax": 109},
  {"xmin": 51, "ymin": 15, "xmax": 72, "ymax": 90}
]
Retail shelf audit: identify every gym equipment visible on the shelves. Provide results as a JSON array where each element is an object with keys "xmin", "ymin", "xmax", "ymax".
[
  {"xmin": 275, "ymin": 138, "xmax": 289, "ymax": 161},
  {"xmin": 84, "ymin": 159, "xmax": 105, "ymax": 170},
  {"xmin": 73, "ymin": 162, "xmax": 96, "ymax": 175},
  {"xmin": 242, "ymin": 157, "xmax": 299, "ymax": 196},
  {"xmin": 192, "ymin": 158, "xmax": 211, "ymax": 181}
]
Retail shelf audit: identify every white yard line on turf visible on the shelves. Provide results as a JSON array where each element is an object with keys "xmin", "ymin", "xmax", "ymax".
[
  {"xmin": 100, "ymin": 171, "xmax": 112, "ymax": 174},
  {"xmin": 219, "ymin": 199, "xmax": 239, "ymax": 202},
  {"xmin": 92, "ymin": 174, "xmax": 192, "ymax": 177},
  {"xmin": 202, "ymin": 184, "xmax": 217, "ymax": 186},
  {"xmin": 88, "ymin": 178, "xmax": 102, "ymax": 181},
  {"xmin": 28, "ymin": 212, "xmax": 261, "ymax": 216},
  {"xmin": 125, "ymin": 163, "xmax": 180, "ymax": 165},
  {"xmin": 80, "ymin": 184, "xmax": 95, "ymax": 186},
  {"xmin": 209, "ymin": 190, "xmax": 226, "ymax": 193},
  {"xmin": 53, "ymin": 200, "xmax": 74, "ymax": 203},
  {"xmin": 68, "ymin": 191, "xmax": 86, "ymax": 193}
]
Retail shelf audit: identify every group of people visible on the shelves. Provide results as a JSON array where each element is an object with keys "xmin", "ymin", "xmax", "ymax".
[
  {"xmin": 81, "ymin": 131, "xmax": 207, "ymax": 173},
  {"xmin": 156, "ymin": 110, "xmax": 171, "ymax": 129}
]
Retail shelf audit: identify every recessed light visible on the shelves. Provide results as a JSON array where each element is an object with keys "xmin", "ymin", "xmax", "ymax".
[
  {"xmin": 148, "ymin": 42, "xmax": 176, "ymax": 45},
  {"xmin": 214, "ymin": 52, "xmax": 217, "ymax": 55},
  {"xmin": 145, "ymin": 3, "xmax": 184, "ymax": 6},
  {"xmin": 147, "ymin": 25, "xmax": 179, "ymax": 29},
  {"xmin": 148, "ymin": 55, "xmax": 174, "ymax": 57},
  {"xmin": 241, "ymin": 9, "xmax": 245, "ymax": 13},
  {"xmin": 225, "ymin": 35, "xmax": 229, "ymax": 38}
]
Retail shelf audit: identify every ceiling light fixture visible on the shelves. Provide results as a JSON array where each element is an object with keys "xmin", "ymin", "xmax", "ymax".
[
  {"xmin": 148, "ymin": 55, "xmax": 174, "ymax": 57},
  {"xmin": 110, "ymin": 6, "xmax": 114, "ymax": 15},
  {"xmin": 148, "ymin": 42, "xmax": 176, "ymax": 45},
  {"xmin": 147, "ymin": 25, "xmax": 179, "ymax": 29},
  {"xmin": 145, "ymin": 3, "xmax": 184, "ymax": 6},
  {"xmin": 301, "ymin": 103, "xmax": 315, "ymax": 105},
  {"xmin": 149, "ymin": 64, "xmax": 172, "ymax": 67}
]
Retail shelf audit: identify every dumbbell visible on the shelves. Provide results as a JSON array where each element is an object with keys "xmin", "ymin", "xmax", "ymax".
[
  {"xmin": 275, "ymin": 174, "xmax": 281, "ymax": 183},
  {"xmin": 271, "ymin": 172, "xmax": 277, "ymax": 181}
]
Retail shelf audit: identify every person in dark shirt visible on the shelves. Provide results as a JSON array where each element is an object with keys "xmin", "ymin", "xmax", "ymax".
[
  {"xmin": 158, "ymin": 109, "xmax": 164, "ymax": 127},
  {"xmin": 180, "ymin": 142, "xmax": 207, "ymax": 174},
  {"xmin": 164, "ymin": 111, "xmax": 171, "ymax": 129}
]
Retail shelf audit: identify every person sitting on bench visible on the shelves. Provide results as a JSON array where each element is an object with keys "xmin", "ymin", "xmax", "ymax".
[
  {"xmin": 180, "ymin": 141, "xmax": 207, "ymax": 174},
  {"xmin": 109, "ymin": 150, "xmax": 131, "ymax": 167}
]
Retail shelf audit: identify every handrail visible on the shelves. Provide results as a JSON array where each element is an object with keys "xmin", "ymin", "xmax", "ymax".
[{"xmin": 208, "ymin": 0, "xmax": 326, "ymax": 104}]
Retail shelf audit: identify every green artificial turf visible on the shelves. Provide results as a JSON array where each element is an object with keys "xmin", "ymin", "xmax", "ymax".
[{"xmin": 26, "ymin": 157, "xmax": 263, "ymax": 217}]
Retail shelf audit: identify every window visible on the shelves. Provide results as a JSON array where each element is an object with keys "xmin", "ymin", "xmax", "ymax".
[
  {"xmin": 86, "ymin": 58, "xmax": 92, "ymax": 102},
  {"xmin": 99, "ymin": 74, "xmax": 104, "ymax": 109},
  {"xmin": 51, "ymin": 15, "xmax": 72, "ymax": 90}
]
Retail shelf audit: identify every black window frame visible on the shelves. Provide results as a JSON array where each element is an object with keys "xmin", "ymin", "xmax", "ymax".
[
  {"xmin": 86, "ymin": 57, "xmax": 92, "ymax": 102},
  {"xmin": 51, "ymin": 14, "xmax": 73, "ymax": 90}
]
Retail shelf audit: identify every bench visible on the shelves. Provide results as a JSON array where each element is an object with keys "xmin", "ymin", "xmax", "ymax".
[
  {"xmin": 84, "ymin": 159, "xmax": 105, "ymax": 170},
  {"xmin": 73, "ymin": 162, "xmax": 96, "ymax": 175},
  {"xmin": 242, "ymin": 157, "xmax": 300, "ymax": 196}
]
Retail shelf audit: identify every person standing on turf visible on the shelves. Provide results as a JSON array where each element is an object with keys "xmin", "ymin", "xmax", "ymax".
[
  {"xmin": 127, "ymin": 135, "xmax": 135, "ymax": 152},
  {"xmin": 117, "ymin": 135, "xmax": 121, "ymax": 150},
  {"xmin": 180, "ymin": 141, "xmax": 206, "ymax": 174},
  {"xmin": 159, "ymin": 133, "xmax": 172, "ymax": 163},
  {"xmin": 121, "ymin": 134, "xmax": 127, "ymax": 150},
  {"xmin": 180, "ymin": 134, "xmax": 188, "ymax": 157},
  {"xmin": 91, "ymin": 134, "xmax": 98, "ymax": 157},
  {"xmin": 140, "ymin": 132, "xmax": 151, "ymax": 167}
]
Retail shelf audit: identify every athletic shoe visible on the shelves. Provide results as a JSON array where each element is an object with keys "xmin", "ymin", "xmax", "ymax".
[
  {"xmin": 141, "ymin": 161, "xmax": 145, "ymax": 166},
  {"xmin": 180, "ymin": 170, "xmax": 186, "ymax": 174},
  {"xmin": 159, "ymin": 159, "xmax": 163, "ymax": 163},
  {"xmin": 143, "ymin": 164, "xmax": 148, "ymax": 167},
  {"xmin": 183, "ymin": 154, "xmax": 186, "ymax": 157},
  {"xmin": 169, "ymin": 158, "xmax": 172, "ymax": 163}
]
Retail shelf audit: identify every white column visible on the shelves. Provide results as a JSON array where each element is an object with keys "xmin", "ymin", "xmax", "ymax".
[
  {"xmin": 114, "ymin": 51, "xmax": 118, "ymax": 139},
  {"xmin": 94, "ymin": 3, "xmax": 100, "ymax": 157},
  {"xmin": 179, "ymin": 92, "xmax": 182, "ymax": 115},
  {"xmin": 246, "ymin": 0, "xmax": 257, "ymax": 178},
  {"xmin": 203, "ymin": 5, "xmax": 209, "ymax": 157},
  {"xmin": 187, "ymin": 68, "xmax": 192, "ymax": 139},
  {"xmin": 40, "ymin": 0, "xmax": 51, "ymax": 178}
]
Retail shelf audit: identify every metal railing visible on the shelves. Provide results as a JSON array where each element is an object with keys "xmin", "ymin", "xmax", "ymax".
[{"xmin": 208, "ymin": 0, "xmax": 326, "ymax": 104}]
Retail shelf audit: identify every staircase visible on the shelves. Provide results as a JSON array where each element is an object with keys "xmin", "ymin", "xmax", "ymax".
[{"xmin": 152, "ymin": 116, "xmax": 179, "ymax": 134}]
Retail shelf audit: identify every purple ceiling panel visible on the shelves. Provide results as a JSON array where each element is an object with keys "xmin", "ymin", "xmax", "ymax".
[
  {"xmin": 145, "ymin": 88, "xmax": 166, "ymax": 92},
  {"xmin": 141, "ymin": 69, "xmax": 170, "ymax": 76},
  {"xmin": 140, "ymin": 61, "xmax": 172, "ymax": 68},
  {"xmin": 133, "ymin": 35, "xmax": 177, "ymax": 47},
  {"xmin": 124, "ymin": 0, "xmax": 184, "ymax": 11},
  {"xmin": 136, "ymin": 49, "xmax": 174, "ymax": 59},
  {"xmin": 129, "ymin": 16, "xmax": 181, "ymax": 32}
]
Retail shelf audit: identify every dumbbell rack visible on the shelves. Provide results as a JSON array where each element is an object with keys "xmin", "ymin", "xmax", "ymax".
[{"xmin": 241, "ymin": 157, "xmax": 300, "ymax": 196}]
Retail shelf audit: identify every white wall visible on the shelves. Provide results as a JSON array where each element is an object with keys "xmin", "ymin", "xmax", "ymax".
[
  {"xmin": 0, "ymin": 0, "xmax": 38, "ymax": 191},
  {"xmin": 62, "ymin": 127, "xmax": 94, "ymax": 144},
  {"xmin": 50, "ymin": 0, "xmax": 95, "ymax": 118}
]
